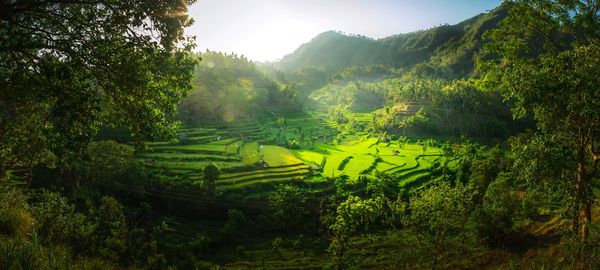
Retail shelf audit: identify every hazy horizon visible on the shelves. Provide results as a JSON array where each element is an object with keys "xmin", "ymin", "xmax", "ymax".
[{"xmin": 186, "ymin": 0, "xmax": 502, "ymax": 62}]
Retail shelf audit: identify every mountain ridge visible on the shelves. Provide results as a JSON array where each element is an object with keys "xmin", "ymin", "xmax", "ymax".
[{"xmin": 275, "ymin": 6, "xmax": 508, "ymax": 78}]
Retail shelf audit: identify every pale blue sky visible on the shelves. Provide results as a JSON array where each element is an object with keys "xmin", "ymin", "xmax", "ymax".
[{"xmin": 186, "ymin": 0, "xmax": 502, "ymax": 62}]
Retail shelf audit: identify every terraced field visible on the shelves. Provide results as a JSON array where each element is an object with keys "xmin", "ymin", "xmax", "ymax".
[
  {"xmin": 263, "ymin": 114, "xmax": 339, "ymax": 144},
  {"xmin": 138, "ymin": 115, "xmax": 453, "ymax": 193},
  {"xmin": 217, "ymin": 163, "xmax": 310, "ymax": 190},
  {"xmin": 139, "ymin": 118, "xmax": 314, "ymax": 191},
  {"xmin": 293, "ymin": 138, "xmax": 452, "ymax": 188}
]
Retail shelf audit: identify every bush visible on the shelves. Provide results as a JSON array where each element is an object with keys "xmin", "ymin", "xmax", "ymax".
[
  {"xmin": 221, "ymin": 209, "xmax": 247, "ymax": 242},
  {"xmin": 337, "ymin": 156, "xmax": 353, "ymax": 170},
  {"xmin": 404, "ymin": 181, "xmax": 476, "ymax": 268},
  {"xmin": 558, "ymin": 222, "xmax": 600, "ymax": 269},
  {"xmin": 188, "ymin": 233, "xmax": 213, "ymax": 256},
  {"xmin": 0, "ymin": 236, "xmax": 75, "ymax": 270},
  {"xmin": 470, "ymin": 174, "xmax": 520, "ymax": 248},
  {"xmin": 0, "ymin": 208, "xmax": 34, "ymax": 239},
  {"xmin": 91, "ymin": 196, "xmax": 128, "ymax": 262},
  {"xmin": 84, "ymin": 140, "xmax": 137, "ymax": 184},
  {"xmin": 268, "ymin": 185, "xmax": 308, "ymax": 231},
  {"xmin": 0, "ymin": 187, "xmax": 33, "ymax": 238},
  {"xmin": 30, "ymin": 189, "xmax": 89, "ymax": 246}
]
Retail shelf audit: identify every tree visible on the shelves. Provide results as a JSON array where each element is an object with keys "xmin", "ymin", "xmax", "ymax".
[
  {"xmin": 483, "ymin": 1, "xmax": 600, "ymax": 241},
  {"xmin": 0, "ymin": 0, "xmax": 197, "ymax": 181},
  {"xmin": 421, "ymin": 139, "xmax": 435, "ymax": 155},
  {"xmin": 203, "ymin": 163, "xmax": 220, "ymax": 196},
  {"xmin": 404, "ymin": 182, "xmax": 475, "ymax": 269},
  {"xmin": 267, "ymin": 184, "xmax": 308, "ymax": 231},
  {"xmin": 397, "ymin": 136, "xmax": 409, "ymax": 148},
  {"xmin": 83, "ymin": 140, "xmax": 136, "ymax": 186},
  {"xmin": 222, "ymin": 209, "xmax": 248, "ymax": 242},
  {"xmin": 177, "ymin": 52, "xmax": 291, "ymax": 126},
  {"xmin": 92, "ymin": 196, "xmax": 128, "ymax": 262},
  {"xmin": 399, "ymin": 108, "xmax": 428, "ymax": 136},
  {"xmin": 329, "ymin": 195, "xmax": 383, "ymax": 269}
]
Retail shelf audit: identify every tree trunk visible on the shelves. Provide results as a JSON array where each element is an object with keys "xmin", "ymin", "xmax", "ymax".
[
  {"xmin": 576, "ymin": 139, "xmax": 592, "ymax": 242},
  {"xmin": 581, "ymin": 201, "xmax": 592, "ymax": 241}
]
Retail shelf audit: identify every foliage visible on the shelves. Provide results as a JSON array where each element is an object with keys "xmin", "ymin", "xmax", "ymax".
[
  {"xmin": 0, "ymin": 186, "xmax": 33, "ymax": 239},
  {"xmin": 329, "ymin": 195, "xmax": 384, "ymax": 269},
  {"xmin": 277, "ymin": 8, "xmax": 507, "ymax": 78},
  {"xmin": 403, "ymin": 181, "xmax": 476, "ymax": 268},
  {"xmin": 177, "ymin": 52, "xmax": 300, "ymax": 125},
  {"xmin": 222, "ymin": 209, "xmax": 248, "ymax": 243},
  {"xmin": 267, "ymin": 185, "xmax": 308, "ymax": 231},
  {"xmin": 470, "ymin": 173, "xmax": 521, "ymax": 248},
  {"xmin": 90, "ymin": 196, "xmax": 128, "ymax": 262},
  {"xmin": 0, "ymin": 0, "xmax": 197, "ymax": 181},
  {"xmin": 203, "ymin": 163, "xmax": 221, "ymax": 196},
  {"xmin": 483, "ymin": 0, "xmax": 600, "ymax": 240},
  {"xmin": 29, "ymin": 190, "xmax": 89, "ymax": 247},
  {"xmin": 314, "ymin": 74, "xmax": 516, "ymax": 138},
  {"xmin": 84, "ymin": 141, "xmax": 138, "ymax": 184},
  {"xmin": 366, "ymin": 172, "xmax": 398, "ymax": 200}
]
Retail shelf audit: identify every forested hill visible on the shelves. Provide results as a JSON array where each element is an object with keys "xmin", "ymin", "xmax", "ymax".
[{"xmin": 276, "ymin": 7, "xmax": 507, "ymax": 78}]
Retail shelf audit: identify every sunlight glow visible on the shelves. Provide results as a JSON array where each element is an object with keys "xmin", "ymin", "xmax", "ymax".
[
  {"xmin": 236, "ymin": 18, "xmax": 320, "ymax": 62},
  {"xmin": 186, "ymin": 0, "xmax": 501, "ymax": 62}
]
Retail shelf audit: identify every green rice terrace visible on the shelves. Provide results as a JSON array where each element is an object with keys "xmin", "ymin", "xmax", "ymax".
[{"xmin": 138, "ymin": 113, "xmax": 456, "ymax": 194}]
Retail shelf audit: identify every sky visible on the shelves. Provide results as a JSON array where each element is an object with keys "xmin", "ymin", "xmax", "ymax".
[{"xmin": 185, "ymin": 0, "xmax": 502, "ymax": 62}]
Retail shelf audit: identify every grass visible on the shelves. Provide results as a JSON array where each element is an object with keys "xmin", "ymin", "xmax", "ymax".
[
  {"xmin": 262, "ymin": 146, "xmax": 304, "ymax": 166},
  {"xmin": 293, "ymin": 138, "xmax": 443, "ymax": 180},
  {"xmin": 148, "ymin": 160, "xmax": 245, "ymax": 171},
  {"xmin": 218, "ymin": 169, "xmax": 309, "ymax": 186},
  {"xmin": 138, "ymin": 152, "xmax": 239, "ymax": 161},
  {"xmin": 150, "ymin": 144, "xmax": 227, "ymax": 153},
  {"xmin": 209, "ymin": 138, "xmax": 239, "ymax": 145},
  {"xmin": 219, "ymin": 164, "xmax": 310, "ymax": 181},
  {"xmin": 218, "ymin": 176, "xmax": 305, "ymax": 190},
  {"xmin": 139, "ymin": 114, "xmax": 448, "ymax": 192},
  {"xmin": 139, "ymin": 117, "xmax": 319, "ymax": 189}
]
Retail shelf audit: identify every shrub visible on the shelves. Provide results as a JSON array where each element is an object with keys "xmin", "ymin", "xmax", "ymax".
[
  {"xmin": 84, "ymin": 140, "xmax": 137, "ymax": 184},
  {"xmin": 188, "ymin": 233, "xmax": 213, "ymax": 256},
  {"xmin": 30, "ymin": 189, "xmax": 88, "ymax": 246},
  {"xmin": 319, "ymin": 156, "xmax": 327, "ymax": 172},
  {"xmin": 404, "ymin": 181, "xmax": 476, "ymax": 268},
  {"xmin": 0, "ymin": 208, "xmax": 34, "ymax": 239},
  {"xmin": 469, "ymin": 174, "xmax": 520, "ymax": 247},
  {"xmin": 337, "ymin": 156, "xmax": 353, "ymax": 170},
  {"xmin": 91, "ymin": 196, "xmax": 128, "ymax": 262},
  {"xmin": 0, "ymin": 187, "xmax": 33, "ymax": 238},
  {"xmin": 268, "ymin": 185, "xmax": 308, "ymax": 231},
  {"xmin": 221, "ymin": 209, "xmax": 247, "ymax": 242},
  {"xmin": 0, "ymin": 236, "xmax": 74, "ymax": 270}
]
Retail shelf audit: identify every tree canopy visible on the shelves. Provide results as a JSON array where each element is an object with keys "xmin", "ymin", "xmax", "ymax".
[
  {"xmin": 483, "ymin": 0, "xmax": 600, "ymax": 241},
  {"xmin": 0, "ymin": 0, "xmax": 197, "ymax": 179}
]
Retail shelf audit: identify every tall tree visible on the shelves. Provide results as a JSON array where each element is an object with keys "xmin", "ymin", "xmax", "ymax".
[
  {"xmin": 0, "ymin": 0, "xmax": 197, "ymax": 180},
  {"xmin": 203, "ymin": 163, "xmax": 220, "ymax": 197},
  {"xmin": 483, "ymin": 0, "xmax": 600, "ymax": 241}
]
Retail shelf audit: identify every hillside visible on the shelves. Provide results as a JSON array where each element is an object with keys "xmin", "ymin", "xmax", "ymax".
[
  {"xmin": 276, "ymin": 7, "xmax": 507, "ymax": 78},
  {"xmin": 177, "ymin": 52, "xmax": 302, "ymax": 126}
]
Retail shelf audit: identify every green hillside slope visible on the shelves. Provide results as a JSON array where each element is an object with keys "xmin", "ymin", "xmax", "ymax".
[{"xmin": 276, "ymin": 7, "xmax": 507, "ymax": 78}]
